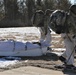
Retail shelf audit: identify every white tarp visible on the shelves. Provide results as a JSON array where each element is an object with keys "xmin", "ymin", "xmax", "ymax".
[
  {"xmin": 0, "ymin": 40, "xmax": 48, "ymax": 56},
  {"xmin": 0, "ymin": 40, "xmax": 14, "ymax": 51},
  {"xmin": 0, "ymin": 40, "xmax": 50, "ymax": 51},
  {"xmin": 26, "ymin": 42, "xmax": 40, "ymax": 50}
]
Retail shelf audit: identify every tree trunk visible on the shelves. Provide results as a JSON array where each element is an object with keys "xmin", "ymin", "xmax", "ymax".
[
  {"xmin": 26, "ymin": 0, "xmax": 35, "ymax": 26},
  {"xmin": 4, "ymin": 0, "xmax": 19, "ymax": 20}
]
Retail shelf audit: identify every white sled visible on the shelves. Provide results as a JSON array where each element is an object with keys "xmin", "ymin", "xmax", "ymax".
[{"xmin": 0, "ymin": 40, "xmax": 48, "ymax": 56}]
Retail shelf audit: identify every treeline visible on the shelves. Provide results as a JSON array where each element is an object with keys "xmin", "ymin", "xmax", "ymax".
[{"xmin": 0, "ymin": 0, "xmax": 71, "ymax": 27}]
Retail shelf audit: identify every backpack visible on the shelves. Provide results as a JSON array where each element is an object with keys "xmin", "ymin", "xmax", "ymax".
[{"xmin": 69, "ymin": 5, "xmax": 76, "ymax": 16}]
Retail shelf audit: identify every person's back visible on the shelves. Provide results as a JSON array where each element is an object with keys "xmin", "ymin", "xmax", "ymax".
[
  {"xmin": 48, "ymin": 5, "xmax": 76, "ymax": 70},
  {"xmin": 67, "ymin": 5, "xmax": 76, "ymax": 34}
]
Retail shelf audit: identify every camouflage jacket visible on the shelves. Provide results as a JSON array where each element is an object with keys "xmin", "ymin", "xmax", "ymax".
[
  {"xmin": 49, "ymin": 10, "xmax": 76, "ymax": 35},
  {"xmin": 67, "ymin": 14, "xmax": 76, "ymax": 35}
]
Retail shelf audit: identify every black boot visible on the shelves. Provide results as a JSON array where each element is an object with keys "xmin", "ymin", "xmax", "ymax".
[
  {"xmin": 59, "ymin": 56, "xmax": 66, "ymax": 64},
  {"xmin": 65, "ymin": 65, "xmax": 76, "ymax": 70}
]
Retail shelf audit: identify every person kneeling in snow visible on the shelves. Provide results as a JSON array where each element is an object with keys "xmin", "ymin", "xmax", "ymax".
[
  {"xmin": 49, "ymin": 5, "xmax": 76, "ymax": 70},
  {"xmin": 32, "ymin": 9, "xmax": 53, "ymax": 49}
]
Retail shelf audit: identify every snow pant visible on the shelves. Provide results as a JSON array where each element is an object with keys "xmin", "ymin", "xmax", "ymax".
[
  {"xmin": 61, "ymin": 33, "xmax": 75, "ymax": 65},
  {"xmin": 39, "ymin": 27, "xmax": 51, "ymax": 46}
]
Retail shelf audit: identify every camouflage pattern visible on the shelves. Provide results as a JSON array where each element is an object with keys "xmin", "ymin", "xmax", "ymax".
[
  {"xmin": 67, "ymin": 14, "xmax": 76, "ymax": 34},
  {"xmin": 49, "ymin": 10, "xmax": 67, "ymax": 34},
  {"xmin": 49, "ymin": 8, "xmax": 76, "ymax": 35},
  {"xmin": 32, "ymin": 10, "xmax": 44, "ymax": 27},
  {"xmin": 48, "ymin": 5, "xmax": 76, "ymax": 65},
  {"xmin": 69, "ymin": 5, "xmax": 76, "ymax": 15},
  {"xmin": 67, "ymin": 5, "xmax": 76, "ymax": 35},
  {"xmin": 32, "ymin": 9, "xmax": 52, "ymax": 35},
  {"xmin": 44, "ymin": 9, "xmax": 52, "ymax": 35}
]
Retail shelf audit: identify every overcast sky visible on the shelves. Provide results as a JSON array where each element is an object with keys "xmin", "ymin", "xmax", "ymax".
[{"xmin": 70, "ymin": 0, "xmax": 75, "ymax": 4}]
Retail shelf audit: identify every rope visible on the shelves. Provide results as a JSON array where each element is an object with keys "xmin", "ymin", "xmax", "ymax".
[
  {"xmin": 25, "ymin": 44, "xmax": 27, "ymax": 51},
  {"xmin": 13, "ymin": 40, "xmax": 15, "ymax": 52}
]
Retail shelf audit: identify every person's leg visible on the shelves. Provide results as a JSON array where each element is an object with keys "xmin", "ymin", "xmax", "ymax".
[
  {"xmin": 39, "ymin": 27, "xmax": 46, "ymax": 42},
  {"xmin": 44, "ymin": 29, "xmax": 52, "ymax": 46},
  {"xmin": 63, "ymin": 38, "xmax": 74, "ymax": 65},
  {"xmin": 39, "ymin": 27, "xmax": 51, "ymax": 47},
  {"xmin": 61, "ymin": 34, "xmax": 75, "ymax": 65}
]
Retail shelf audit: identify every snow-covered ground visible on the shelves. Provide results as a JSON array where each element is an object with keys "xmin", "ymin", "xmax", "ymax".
[
  {"xmin": 0, "ymin": 27, "xmax": 40, "ymax": 68},
  {"xmin": 0, "ymin": 56, "xmax": 21, "ymax": 68},
  {"xmin": 0, "ymin": 27, "xmax": 64, "ymax": 68},
  {"xmin": 0, "ymin": 27, "xmax": 40, "ymax": 42}
]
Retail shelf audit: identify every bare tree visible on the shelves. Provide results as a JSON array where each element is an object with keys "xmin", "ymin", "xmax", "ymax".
[
  {"xmin": 55, "ymin": 0, "xmax": 71, "ymax": 11},
  {"xmin": 26, "ymin": 0, "xmax": 35, "ymax": 26},
  {"xmin": 43, "ymin": 0, "xmax": 55, "ymax": 10},
  {"xmin": 4, "ymin": 0, "xmax": 19, "ymax": 20},
  {"xmin": 0, "ymin": 0, "xmax": 4, "ymax": 20}
]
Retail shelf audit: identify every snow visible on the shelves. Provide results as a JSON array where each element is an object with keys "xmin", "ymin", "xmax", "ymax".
[
  {"xmin": 0, "ymin": 27, "xmax": 63, "ymax": 68},
  {"xmin": 52, "ymin": 48, "xmax": 65, "ymax": 51},
  {"xmin": 0, "ymin": 57, "xmax": 21, "ymax": 68},
  {"xmin": 0, "ymin": 27, "xmax": 40, "ymax": 33},
  {"xmin": 52, "ymin": 52, "xmax": 63, "ymax": 56},
  {"xmin": 0, "ymin": 27, "xmax": 40, "ymax": 42},
  {"xmin": 0, "ymin": 27, "xmax": 40, "ymax": 68}
]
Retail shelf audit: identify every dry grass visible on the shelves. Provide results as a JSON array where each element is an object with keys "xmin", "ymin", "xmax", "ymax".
[
  {"xmin": 0, "ymin": 31, "xmax": 64, "ymax": 48},
  {"xmin": 51, "ymin": 34, "xmax": 65, "ymax": 48}
]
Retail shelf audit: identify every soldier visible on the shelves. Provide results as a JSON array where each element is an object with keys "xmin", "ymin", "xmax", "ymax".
[
  {"xmin": 49, "ymin": 5, "xmax": 76, "ymax": 69},
  {"xmin": 60, "ymin": 5, "xmax": 76, "ymax": 69},
  {"xmin": 32, "ymin": 9, "xmax": 52, "ymax": 48}
]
